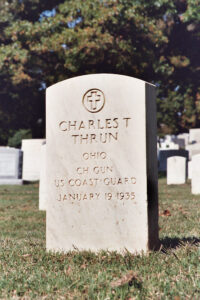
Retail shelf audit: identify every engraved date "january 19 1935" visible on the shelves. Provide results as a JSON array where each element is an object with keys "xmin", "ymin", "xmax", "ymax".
[{"xmin": 57, "ymin": 192, "xmax": 135, "ymax": 202}]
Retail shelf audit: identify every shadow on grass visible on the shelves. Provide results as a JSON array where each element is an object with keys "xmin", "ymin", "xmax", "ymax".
[
  {"xmin": 160, "ymin": 236, "xmax": 200, "ymax": 251},
  {"xmin": 23, "ymin": 180, "xmax": 39, "ymax": 185}
]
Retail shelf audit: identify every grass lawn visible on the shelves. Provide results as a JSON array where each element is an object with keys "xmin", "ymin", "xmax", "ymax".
[{"xmin": 0, "ymin": 179, "xmax": 199, "ymax": 299}]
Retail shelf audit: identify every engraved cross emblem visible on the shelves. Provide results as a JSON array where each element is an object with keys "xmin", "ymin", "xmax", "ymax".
[
  {"xmin": 87, "ymin": 91, "xmax": 101, "ymax": 111},
  {"xmin": 82, "ymin": 88, "xmax": 105, "ymax": 113}
]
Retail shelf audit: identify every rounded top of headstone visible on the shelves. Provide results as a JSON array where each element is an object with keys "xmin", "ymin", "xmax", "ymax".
[
  {"xmin": 167, "ymin": 156, "xmax": 186, "ymax": 162},
  {"xmin": 192, "ymin": 153, "xmax": 200, "ymax": 159},
  {"xmin": 21, "ymin": 139, "xmax": 46, "ymax": 147},
  {"xmin": 46, "ymin": 74, "xmax": 155, "ymax": 92},
  {"xmin": 0, "ymin": 147, "xmax": 21, "ymax": 153}
]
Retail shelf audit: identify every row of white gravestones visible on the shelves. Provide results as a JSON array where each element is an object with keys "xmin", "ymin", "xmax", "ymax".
[
  {"xmin": 158, "ymin": 141, "xmax": 179, "ymax": 150},
  {"xmin": 163, "ymin": 133, "xmax": 190, "ymax": 146},
  {"xmin": 0, "ymin": 140, "xmax": 45, "ymax": 185},
  {"xmin": 158, "ymin": 133, "xmax": 189, "ymax": 150},
  {"xmin": 45, "ymin": 74, "xmax": 159, "ymax": 254},
  {"xmin": 166, "ymin": 154, "xmax": 200, "ymax": 195},
  {"xmin": 0, "ymin": 140, "xmax": 46, "ymax": 211}
]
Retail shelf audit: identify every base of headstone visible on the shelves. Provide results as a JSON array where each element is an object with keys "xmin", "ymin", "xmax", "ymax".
[{"xmin": 0, "ymin": 179, "xmax": 23, "ymax": 185}]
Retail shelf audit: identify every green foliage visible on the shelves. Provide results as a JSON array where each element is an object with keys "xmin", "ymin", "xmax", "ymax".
[
  {"xmin": 0, "ymin": 179, "xmax": 199, "ymax": 298},
  {"xmin": 0, "ymin": 0, "xmax": 199, "ymax": 142},
  {"xmin": 7, "ymin": 129, "xmax": 32, "ymax": 148}
]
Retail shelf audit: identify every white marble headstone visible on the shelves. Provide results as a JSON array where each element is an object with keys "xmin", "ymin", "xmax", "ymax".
[
  {"xmin": 46, "ymin": 74, "xmax": 159, "ymax": 253},
  {"xmin": 159, "ymin": 142, "xmax": 179, "ymax": 150},
  {"xmin": 173, "ymin": 138, "xmax": 185, "ymax": 149},
  {"xmin": 0, "ymin": 147, "xmax": 23, "ymax": 185},
  {"xmin": 186, "ymin": 142, "xmax": 200, "ymax": 160},
  {"xmin": 188, "ymin": 161, "xmax": 192, "ymax": 180},
  {"xmin": 39, "ymin": 143, "xmax": 47, "ymax": 210},
  {"xmin": 189, "ymin": 128, "xmax": 200, "ymax": 143},
  {"xmin": 167, "ymin": 156, "xmax": 186, "ymax": 185},
  {"xmin": 22, "ymin": 139, "xmax": 45, "ymax": 181},
  {"xmin": 158, "ymin": 149, "xmax": 188, "ymax": 172},
  {"xmin": 191, "ymin": 154, "xmax": 200, "ymax": 194},
  {"xmin": 177, "ymin": 133, "xmax": 189, "ymax": 146}
]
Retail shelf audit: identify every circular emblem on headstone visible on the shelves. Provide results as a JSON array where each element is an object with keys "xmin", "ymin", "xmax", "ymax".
[{"xmin": 82, "ymin": 89, "xmax": 105, "ymax": 113}]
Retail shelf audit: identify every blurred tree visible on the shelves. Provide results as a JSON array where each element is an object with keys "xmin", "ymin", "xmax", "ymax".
[
  {"xmin": 8, "ymin": 128, "xmax": 32, "ymax": 148},
  {"xmin": 0, "ymin": 0, "xmax": 199, "ymax": 144},
  {"xmin": 0, "ymin": 0, "xmax": 64, "ymax": 144},
  {"xmin": 156, "ymin": 0, "xmax": 200, "ymax": 134}
]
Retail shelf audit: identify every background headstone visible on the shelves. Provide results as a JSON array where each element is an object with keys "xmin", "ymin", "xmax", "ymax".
[
  {"xmin": 0, "ymin": 147, "xmax": 23, "ymax": 185},
  {"xmin": 22, "ymin": 139, "xmax": 45, "ymax": 181},
  {"xmin": 177, "ymin": 133, "xmax": 189, "ymax": 146},
  {"xmin": 158, "ymin": 149, "xmax": 189, "ymax": 172},
  {"xmin": 189, "ymin": 128, "xmax": 200, "ymax": 143},
  {"xmin": 158, "ymin": 141, "xmax": 179, "ymax": 150},
  {"xmin": 191, "ymin": 154, "xmax": 200, "ymax": 194},
  {"xmin": 46, "ymin": 74, "xmax": 159, "ymax": 254},
  {"xmin": 185, "ymin": 142, "xmax": 200, "ymax": 160},
  {"xmin": 188, "ymin": 161, "xmax": 192, "ymax": 180},
  {"xmin": 165, "ymin": 135, "xmax": 175, "ymax": 142},
  {"xmin": 39, "ymin": 143, "xmax": 47, "ymax": 210},
  {"xmin": 173, "ymin": 137, "xmax": 185, "ymax": 149},
  {"xmin": 167, "ymin": 156, "xmax": 186, "ymax": 185}
]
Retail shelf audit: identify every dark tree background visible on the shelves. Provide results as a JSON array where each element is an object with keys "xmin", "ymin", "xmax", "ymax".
[{"xmin": 0, "ymin": 0, "xmax": 199, "ymax": 144}]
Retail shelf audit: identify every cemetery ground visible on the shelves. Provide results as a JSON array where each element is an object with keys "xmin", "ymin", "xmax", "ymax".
[{"xmin": 0, "ymin": 180, "xmax": 199, "ymax": 300}]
